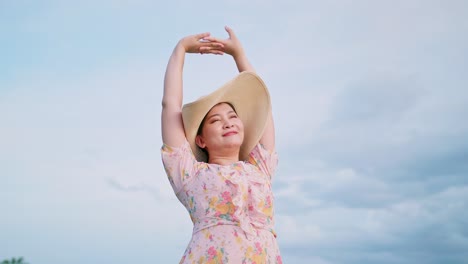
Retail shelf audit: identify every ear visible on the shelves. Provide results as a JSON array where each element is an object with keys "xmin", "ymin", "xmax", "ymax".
[{"xmin": 195, "ymin": 135, "xmax": 206, "ymax": 149}]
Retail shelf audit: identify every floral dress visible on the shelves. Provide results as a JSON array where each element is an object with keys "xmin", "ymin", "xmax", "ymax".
[{"xmin": 161, "ymin": 139, "xmax": 282, "ymax": 264}]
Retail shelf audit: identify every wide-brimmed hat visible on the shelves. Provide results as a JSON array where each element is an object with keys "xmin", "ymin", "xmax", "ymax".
[{"xmin": 182, "ymin": 71, "xmax": 271, "ymax": 162}]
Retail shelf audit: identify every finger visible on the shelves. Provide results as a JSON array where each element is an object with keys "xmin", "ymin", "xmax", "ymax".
[
  {"xmin": 206, "ymin": 50, "xmax": 225, "ymax": 55},
  {"xmin": 225, "ymin": 26, "xmax": 236, "ymax": 38},
  {"xmin": 199, "ymin": 48, "xmax": 224, "ymax": 55},
  {"xmin": 203, "ymin": 36, "xmax": 225, "ymax": 43},
  {"xmin": 195, "ymin": 32, "xmax": 210, "ymax": 40},
  {"xmin": 199, "ymin": 46, "xmax": 224, "ymax": 53},
  {"xmin": 200, "ymin": 41, "xmax": 224, "ymax": 48}
]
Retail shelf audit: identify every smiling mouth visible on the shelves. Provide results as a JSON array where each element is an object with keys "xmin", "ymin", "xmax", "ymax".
[{"xmin": 222, "ymin": 131, "xmax": 238, "ymax": 137}]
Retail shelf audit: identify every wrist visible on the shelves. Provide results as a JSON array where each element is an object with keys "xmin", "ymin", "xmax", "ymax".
[
  {"xmin": 176, "ymin": 40, "xmax": 186, "ymax": 50},
  {"xmin": 174, "ymin": 42, "xmax": 187, "ymax": 55},
  {"xmin": 232, "ymin": 50, "xmax": 247, "ymax": 61}
]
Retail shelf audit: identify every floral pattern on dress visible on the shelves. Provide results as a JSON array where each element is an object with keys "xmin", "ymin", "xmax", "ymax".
[
  {"xmin": 208, "ymin": 191, "xmax": 237, "ymax": 221},
  {"xmin": 161, "ymin": 139, "xmax": 282, "ymax": 264}
]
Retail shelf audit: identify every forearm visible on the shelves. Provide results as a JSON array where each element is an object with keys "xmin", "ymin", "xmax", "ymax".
[
  {"xmin": 233, "ymin": 51, "xmax": 255, "ymax": 73},
  {"xmin": 162, "ymin": 44, "xmax": 186, "ymax": 109}
]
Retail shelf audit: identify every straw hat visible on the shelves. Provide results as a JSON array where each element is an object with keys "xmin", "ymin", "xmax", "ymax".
[{"xmin": 182, "ymin": 71, "xmax": 271, "ymax": 162}]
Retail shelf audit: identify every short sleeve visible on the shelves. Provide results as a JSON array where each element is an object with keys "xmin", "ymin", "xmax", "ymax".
[
  {"xmin": 161, "ymin": 139, "xmax": 197, "ymax": 194},
  {"xmin": 247, "ymin": 144, "xmax": 279, "ymax": 180}
]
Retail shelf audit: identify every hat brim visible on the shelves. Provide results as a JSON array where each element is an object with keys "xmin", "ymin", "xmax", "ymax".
[{"xmin": 182, "ymin": 71, "xmax": 271, "ymax": 162}]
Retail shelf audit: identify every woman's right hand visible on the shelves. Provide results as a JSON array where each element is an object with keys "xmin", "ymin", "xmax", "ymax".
[{"xmin": 177, "ymin": 32, "xmax": 224, "ymax": 55}]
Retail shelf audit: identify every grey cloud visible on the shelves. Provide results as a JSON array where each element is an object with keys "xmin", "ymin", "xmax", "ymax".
[
  {"xmin": 3, "ymin": 0, "xmax": 468, "ymax": 263},
  {"xmin": 331, "ymin": 75, "xmax": 424, "ymax": 124},
  {"xmin": 276, "ymin": 185, "xmax": 468, "ymax": 264}
]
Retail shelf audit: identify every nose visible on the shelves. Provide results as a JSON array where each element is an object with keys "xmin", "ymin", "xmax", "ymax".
[{"xmin": 223, "ymin": 119, "xmax": 233, "ymax": 129}]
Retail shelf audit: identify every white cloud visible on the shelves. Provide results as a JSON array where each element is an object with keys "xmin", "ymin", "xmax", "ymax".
[{"xmin": 2, "ymin": 0, "xmax": 468, "ymax": 263}]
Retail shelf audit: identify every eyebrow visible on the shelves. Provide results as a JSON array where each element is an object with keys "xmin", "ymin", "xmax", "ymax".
[{"xmin": 206, "ymin": 110, "xmax": 236, "ymax": 121}]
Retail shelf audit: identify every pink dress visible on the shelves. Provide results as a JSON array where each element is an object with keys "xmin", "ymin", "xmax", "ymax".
[{"xmin": 161, "ymin": 139, "xmax": 282, "ymax": 264}]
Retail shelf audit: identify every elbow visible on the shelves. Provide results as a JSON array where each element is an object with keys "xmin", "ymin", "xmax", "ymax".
[{"xmin": 161, "ymin": 99, "xmax": 169, "ymax": 109}]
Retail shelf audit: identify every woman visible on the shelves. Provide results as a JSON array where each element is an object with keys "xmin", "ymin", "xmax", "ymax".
[{"xmin": 161, "ymin": 26, "xmax": 282, "ymax": 264}]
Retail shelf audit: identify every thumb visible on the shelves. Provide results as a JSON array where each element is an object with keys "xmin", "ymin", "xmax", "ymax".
[{"xmin": 225, "ymin": 26, "xmax": 236, "ymax": 38}]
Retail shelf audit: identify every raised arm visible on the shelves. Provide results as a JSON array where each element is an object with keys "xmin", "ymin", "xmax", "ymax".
[
  {"xmin": 162, "ymin": 33, "xmax": 224, "ymax": 147},
  {"xmin": 205, "ymin": 27, "xmax": 275, "ymax": 151}
]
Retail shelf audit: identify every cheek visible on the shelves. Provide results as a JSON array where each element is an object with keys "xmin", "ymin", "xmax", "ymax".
[
  {"xmin": 202, "ymin": 124, "xmax": 217, "ymax": 137},
  {"xmin": 237, "ymin": 120, "xmax": 245, "ymax": 132},
  {"xmin": 238, "ymin": 119, "xmax": 244, "ymax": 128}
]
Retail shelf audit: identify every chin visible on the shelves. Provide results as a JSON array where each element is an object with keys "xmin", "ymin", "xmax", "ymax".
[{"xmin": 224, "ymin": 139, "xmax": 243, "ymax": 149}]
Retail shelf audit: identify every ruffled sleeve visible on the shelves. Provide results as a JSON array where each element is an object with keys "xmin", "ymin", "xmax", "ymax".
[
  {"xmin": 161, "ymin": 139, "xmax": 197, "ymax": 194},
  {"xmin": 247, "ymin": 144, "xmax": 279, "ymax": 180}
]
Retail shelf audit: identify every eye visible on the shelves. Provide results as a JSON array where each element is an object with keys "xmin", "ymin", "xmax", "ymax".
[
  {"xmin": 210, "ymin": 119, "xmax": 220, "ymax": 124},
  {"xmin": 230, "ymin": 114, "xmax": 238, "ymax": 119}
]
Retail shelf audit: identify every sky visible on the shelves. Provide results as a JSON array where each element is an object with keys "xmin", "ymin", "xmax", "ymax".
[{"xmin": 1, "ymin": 0, "xmax": 468, "ymax": 263}]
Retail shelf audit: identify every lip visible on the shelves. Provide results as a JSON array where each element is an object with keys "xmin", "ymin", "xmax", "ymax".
[{"xmin": 222, "ymin": 131, "xmax": 238, "ymax": 137}]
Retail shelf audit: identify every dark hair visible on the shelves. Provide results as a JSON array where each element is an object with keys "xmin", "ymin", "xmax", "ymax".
[{"xmin": 196, "ymin": 102, "xmax": 237, "ymax": 157}]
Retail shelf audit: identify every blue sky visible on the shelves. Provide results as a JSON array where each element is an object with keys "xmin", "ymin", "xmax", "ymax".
[{"xmin": 1, "ymin": 1, "xmax": 468, "ymax": 263}]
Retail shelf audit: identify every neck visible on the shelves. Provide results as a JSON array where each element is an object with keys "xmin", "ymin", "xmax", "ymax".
[
  {"xmin": 208, "ymin": 153, "xmax": 240, "ymax": 165},
  {"xmin": 208, "ymin": 157, "xmax": 239, "ymax": 165}
]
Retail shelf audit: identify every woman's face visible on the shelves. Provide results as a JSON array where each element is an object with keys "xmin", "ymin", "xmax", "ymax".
[{"xmin": 195, "ymin": 103, "xmax": 244, "ymax": 154}]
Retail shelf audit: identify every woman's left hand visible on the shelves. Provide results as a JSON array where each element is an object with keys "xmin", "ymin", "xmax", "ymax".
[{"xmin": 202, "ymin": 26, "xmax": 245, "ymax": 58}]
